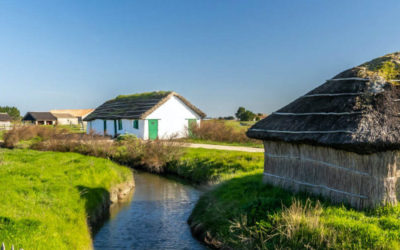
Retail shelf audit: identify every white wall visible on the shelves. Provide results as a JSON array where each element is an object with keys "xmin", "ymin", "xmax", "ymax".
[
  {"xmin": 57, "ymin": 117, "xmax": 79, "ymax": 125},
  {"xmin": 116, "ymin": 119, "xmax": 146, "ymax": 138},
  {"xmin": 0, "ymin": 121, "xmax": 11, "ymax": 130},
  {"xmin": 87, "ymin": 119, "xmax": 146, "ymax": 138},
  {"xmin": 87, "ymin": 95, "xmax": 202, "ymax": 139},
  {"xmin": 146, "ymin": 95, "xmax": 201, "ymax": 139}
]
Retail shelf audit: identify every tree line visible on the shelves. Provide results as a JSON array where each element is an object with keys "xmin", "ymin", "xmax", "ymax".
[{"xmin": 0, "ymin": 106, "xmax": 20, "ymax": 120}]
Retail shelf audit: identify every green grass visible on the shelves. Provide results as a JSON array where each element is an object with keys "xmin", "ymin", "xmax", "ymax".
[
  {"xmin": 166, "ymin": 148, "xmax": 264, "ymax": 184},
  {"xmin": 190, "ymin": 174, "xmax": 400, "ymax": 249},
  {"xmin": 57, "ymin": 124, "xmax": 85, "ymax": 134},
  {"xmin": 183, "ymin": 138, "xmax": 263, "ymax": 148},
  {"xmin": 0, "ymin": 149, "xmax": 132, "ymax": 249}
]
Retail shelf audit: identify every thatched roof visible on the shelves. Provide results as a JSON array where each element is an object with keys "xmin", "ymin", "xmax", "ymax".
[
  {"xmin": 247, "ymin": 52, "xmax": 400, "ymax": 154},
  {"xmin": 84, "ymin": 91, "xmax": 206, "ymax": 121},
  {"xmin": 23, "ymin": 112, "xmax": 57, "ymax": 121},
  {"xmin": 0, "ymin": 113, "xmax": 11, "ymax": 121}
]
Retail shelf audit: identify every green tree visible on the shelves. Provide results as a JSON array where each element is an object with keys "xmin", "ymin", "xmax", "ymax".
[
  {"xmin": 235, "ymin": 107, "xmax": 246, "ymax": 120},
  {"xmin": 0, "ymin": 106, "xmax": 21, "ymax": 120},
  {"xmin": 235, "ymin": 107, "xmax": 256, "ymax": 121}
]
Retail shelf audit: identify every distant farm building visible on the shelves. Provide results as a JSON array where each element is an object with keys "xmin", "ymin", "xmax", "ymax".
[
  {"xmin": 51, "ymin": 113, "xmax": 79, "ymax": 125},
  {"xmin": 84, "ymin": 91, "xmax": 206, "ymax": 139},
  {"xmin": 50, "ymin": 109, "xmax": 94, "ymax": 128},
  {"xmin": 247, "ymin": 52, "xmax": 400, "ymax": 209},
  {"xmin": 0, "ymin": 113, "xmax": 12, "ymax": 130},
  {"xmin": 22, "ymin": 112, "xmax": 57, "ymax": 125}
]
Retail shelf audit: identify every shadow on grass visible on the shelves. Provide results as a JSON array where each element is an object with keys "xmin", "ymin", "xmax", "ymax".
[{"xmin": 76, "ymin": 185, "xmax": 110, "ymax": 235}]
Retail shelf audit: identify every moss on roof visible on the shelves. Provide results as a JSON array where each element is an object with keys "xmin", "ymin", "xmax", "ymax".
[
  {"xmin": 355, "ymin": 52, "xmax": 400, "ymax": 82},
  {"xmin": 114, "ymin": 91, "xmax": 172, "ymax": 100}
]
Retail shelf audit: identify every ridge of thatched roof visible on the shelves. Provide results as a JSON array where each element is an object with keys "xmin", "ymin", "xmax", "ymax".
[
  {"xmin": 84, "ymin": 91, "xmax": 206, "ymax": 121},
  {"xmin": 247, "ymin": 52, "xmax": 400, "ymax": 154},
  {"xmin": 335, "ymin": 52, "xmax": 400, "ymax": 82},
  {"xmin": 0, "ymin": 113, "xmax": 11, "ymax": 121}
]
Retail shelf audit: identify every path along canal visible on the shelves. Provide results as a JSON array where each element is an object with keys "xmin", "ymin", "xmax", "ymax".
[{"xmin": 93, "ymin": 171, "xmax": 207, "ymax": 249}]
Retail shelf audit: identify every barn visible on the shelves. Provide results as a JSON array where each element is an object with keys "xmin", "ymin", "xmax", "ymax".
[
  {"xmin": 22, "ymin": 112, "xmax": 57, "ymax": 125},
  {"xmin": 50, "ymin": 109, "xmax": 94, "ymax": 129},
  {"xmin": 247, "ymin": 52, "xmax": 400, "ymax": 209},
  {"xmin": 84, "ymin": 91, "xmax": 206, "ymax": 139},
  {"xmin": 0, "ymin": 113, "xmax": 12, "ymax": 130},
  {"xmin": 51, "ymin": 113, "xmax": 79, "ymax": 125}
]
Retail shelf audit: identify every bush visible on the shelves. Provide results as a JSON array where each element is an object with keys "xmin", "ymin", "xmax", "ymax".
[
  {"xmin": 189, "ymin": 120, "xmax": 259, "ymax": 144},
  {"xmin": 3, "ymin": 126, "xmax": 183, "ymax": 173},
  {"xmin": 116, "ymin": 133, "xmax": 138, "ymax": 142}
]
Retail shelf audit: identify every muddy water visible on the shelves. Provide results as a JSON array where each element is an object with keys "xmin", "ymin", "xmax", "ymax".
[{"xmin": 93, "ymin": 171, "xmax": 206, "ymax": 249}]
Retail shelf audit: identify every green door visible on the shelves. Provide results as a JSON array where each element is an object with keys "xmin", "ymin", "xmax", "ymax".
[
  {"xmin": 188, "ymin": 119, "xmax": 197, "ymax": 137},
  {"xmin": 148, "ymin": 119, "xmax": 158, "ymax": 140}
]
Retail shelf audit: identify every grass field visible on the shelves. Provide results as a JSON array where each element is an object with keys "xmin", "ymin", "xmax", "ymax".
[
  {"xmin": 190, "ymin": 174, "xmax": 400, "ymax": 249},
  {"xmin": 166, "ymin": 148, "xmax": 264, "ymax": 184},
  {"xmin": 0, "ymin": 149, "xmax": 132, "ymax": 249}
]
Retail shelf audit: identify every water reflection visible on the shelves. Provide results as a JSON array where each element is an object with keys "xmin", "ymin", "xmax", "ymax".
[{"xmin": 94, "ymin": 171, "xmax": 206, "ymax": 249}]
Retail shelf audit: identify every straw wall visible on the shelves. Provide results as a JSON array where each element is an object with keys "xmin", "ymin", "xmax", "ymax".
[{"xmin": 263, "ymin": 141, "xmax": 400, "ymax": 209}]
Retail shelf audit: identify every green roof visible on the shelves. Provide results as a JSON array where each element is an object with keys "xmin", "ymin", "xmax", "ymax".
[
  {"xmin": 114, "ymin": 91, "xmax": 172, "ymax": 100},
  {"xmin": 355, "ymin": 52, "xmax": 400, "ymax": 81}
]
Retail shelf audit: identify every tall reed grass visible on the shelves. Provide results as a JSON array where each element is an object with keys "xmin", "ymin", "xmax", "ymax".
[{"xmin": 189, "ymin": 120, "xmax": 259, "ymax": 144}]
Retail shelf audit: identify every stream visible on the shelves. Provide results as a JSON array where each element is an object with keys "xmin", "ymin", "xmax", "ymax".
[{"xmin": 93, "ymin": 171, "xmax": 207, "ymax": 249}]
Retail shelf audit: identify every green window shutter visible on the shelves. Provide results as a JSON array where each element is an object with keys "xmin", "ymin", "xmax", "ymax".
[
  {"xmin": 118, "ymin": 120, "xmax": 123, "ymax": 130},
  {"xmin": 133, "ymin": 120, "xmax": 139, "ymax": 129},
  {"xmin": 103, "ymin": 120, "xmax": 107, "ymax": 131}
]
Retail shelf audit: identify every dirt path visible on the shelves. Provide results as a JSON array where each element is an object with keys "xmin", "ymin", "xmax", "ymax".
[{"xmin": 184, "ymin": 143, "xmax": 264, "ymax": 153}]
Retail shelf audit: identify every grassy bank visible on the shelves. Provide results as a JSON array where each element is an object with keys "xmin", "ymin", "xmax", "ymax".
[
  {"xmin": 0, "ymin": 149, "xmax": 133, "ymax": 249},
  {"xmin": 167, "ymin": 148, "xmax": 264, "ymax": 184},
  {"xmin": 189, "ymin": 174, "xmax": 400, "ymax": 249},
  {"xmin": 2, "ymin": 126, "xmax": 263, "ymax": 185}
]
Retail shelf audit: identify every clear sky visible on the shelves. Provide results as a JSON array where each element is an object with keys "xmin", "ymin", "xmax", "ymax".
[{"xmin": 1, "ymin": 0, "xmax": 400, "ymax": 117}]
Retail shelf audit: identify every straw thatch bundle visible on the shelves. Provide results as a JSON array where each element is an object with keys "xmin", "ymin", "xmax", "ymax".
[{"xmin": 247, "ymin": 52, "xmax": 400, "ymax": 209}]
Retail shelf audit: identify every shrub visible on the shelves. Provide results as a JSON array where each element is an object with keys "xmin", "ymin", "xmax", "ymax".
[
  {"xmin": 3, "ymin": 126, "xmax": 183, "ymax": 173},
  {"xmin": 116, "ymin": 133, "xmax": 138, "ymax": 142},
  {"xmin": 189, "ymin": 120, "xmax": 259, "ymax": 144}
]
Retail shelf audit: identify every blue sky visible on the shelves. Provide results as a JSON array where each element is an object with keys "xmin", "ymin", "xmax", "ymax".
[{"xmin": 1, "ymin": 0, "xmax": 400, "ymax": 117}]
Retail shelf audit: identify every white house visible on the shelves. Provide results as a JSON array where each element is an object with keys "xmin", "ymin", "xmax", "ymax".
[
  {"xmin": 51, "ymin": 113, "xmax": 79, "ymax": 125},
  {"xmin": 84, "ymin": 91, "xmax": 206, "ymax": 139},
  {"xmin": 50, "ymin": 109, "xmax": 94, "ymax": 129},
  {"xmin": 0, "ymin": 113, "xmax": 11, "ymax": 130}
]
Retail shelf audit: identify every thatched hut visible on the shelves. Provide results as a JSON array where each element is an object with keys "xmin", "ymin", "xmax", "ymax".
[{"xmin": 247, "ymin": 52, "xmax": 400, "ymax": 209}]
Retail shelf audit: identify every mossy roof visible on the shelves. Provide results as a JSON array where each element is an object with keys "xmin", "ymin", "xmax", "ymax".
[
  {"xmin": 84, "ymin": 91, "xmax": 206, "ymax": 121},
  {"xmin": 335, "ymin": 52, "xmax": 400, "ymax": 82}
]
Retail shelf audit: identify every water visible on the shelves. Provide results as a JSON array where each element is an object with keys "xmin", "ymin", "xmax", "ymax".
[{"xmin": 93, "ymin": 171, "xmax": 207, "ymax": 249}]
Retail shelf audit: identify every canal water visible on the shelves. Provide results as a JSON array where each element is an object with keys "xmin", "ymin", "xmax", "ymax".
[{"xmin": 93, "ymin": 171, "xmax": 207, "ymax": 249}]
